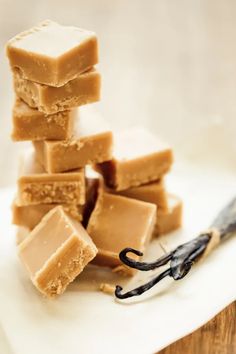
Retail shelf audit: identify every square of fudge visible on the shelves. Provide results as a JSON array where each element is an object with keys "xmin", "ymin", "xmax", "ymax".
[
  {"xmin": 13, "ymin": 67, "xmax": 101, "ymax": 114},
  {"xmin": 11, "ymin": 98, "xmax": 75, "ymax": 141},
  {"xmin": 154, "ymin": 194, "xmax": 183, "ymax": 236},
  {"xmin": 96, "ymin": 127, "xmax": 173, "ymax": 191},
  {"xmin": 87, "ymin": 192, "xmax": 156, "ymax": 274},
  {"xmin": 6, "ymin": 20, "xmax": 98, "ymax": 87},
  {"xmin": 33, "ymin": 112, "xmax": 113, "ymax": 173},
  {"xmin": 18, "ymin": 206, "xmax": 97, "ymax": 297},
  {"xmin": 18, "ymin": 150, "xmax": 85, "ymax": 205},
  {"xmin": 111, "ymin": 179, "xmax": 168, "ymax": 212},
  {"xmin": 12, "ymin": 198, "xmax": 83, "ymax": 230}
]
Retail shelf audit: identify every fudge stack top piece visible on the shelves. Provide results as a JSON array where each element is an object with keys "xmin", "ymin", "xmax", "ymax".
[
  {"xmin": 7, "ymin": 20, "xmax": 98, "ymax": 87},
  {"xmin": 7, "ymin": 20, "xmax": 101, "ymax": 115}
]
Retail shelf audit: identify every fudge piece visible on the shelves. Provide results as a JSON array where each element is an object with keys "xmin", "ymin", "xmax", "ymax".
[
  {"xmin": 87, "ymin": 192, "xmax": 156, "ymax": 274},
  {"xmin": 33, "ymin": 113, "xmax": 113, "ymax": 173},
  {"xmin": 13, "ymin": 67, "xmax": 101, "ymax": 114},
  {"xmin": 154, "ymin": 194, "xmax": 183, "ymax": 236},
  {"xmin": 111, "ymin": 179, "xmax": 168, "ymax": 212},
  {"xmin": 110, "ymin": 183, "xmax": 182, "ymax": 236},
  {"xmin": 96, "ymin": 127, "xmax": 173, "ymax": 191},
  {"xmin": 12, "ymin": 199, "xmax": 83, "ymax": 230},
  {"xmin": 18, "ymin": 150, "xmax": 85, "ymax": 205},
  {"xmin": 18, "ymin": 206, "xmax": 97, "ymax": 297},
  {"xmin": 6, "ymin": 20, "xmax": 98, "ymax": 87},
  {"xmin": 11, "ymin": 98, "xmax": 75, "ymax": 141}
]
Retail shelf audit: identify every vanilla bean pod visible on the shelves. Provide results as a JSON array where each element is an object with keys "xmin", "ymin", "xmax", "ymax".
[{"xmin": 115, "ymin": 197, "xmax": 236, "ymax": 299}]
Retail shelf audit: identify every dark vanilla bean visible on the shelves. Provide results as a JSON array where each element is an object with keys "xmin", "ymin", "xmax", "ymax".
[
  {"xmin": 115, "ymin": 197, "xmax": 236, "ymax": 300},
  {"xmin": 119, "ymin": 248, "xmax": 173, "ymax": 271},
  {"xmin": 115, "ymin": 269, "xmax": 171, "ymax": 299}
]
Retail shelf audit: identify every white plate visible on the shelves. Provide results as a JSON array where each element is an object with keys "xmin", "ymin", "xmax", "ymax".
[{"xmin": 0, "ymin": 160, "xmax": 236, "ymax": 354}]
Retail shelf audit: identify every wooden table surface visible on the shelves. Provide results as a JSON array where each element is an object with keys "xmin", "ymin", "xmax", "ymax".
[{"xmin": 158, "ymin": 302, "xmax": 236, "ymax": 354}]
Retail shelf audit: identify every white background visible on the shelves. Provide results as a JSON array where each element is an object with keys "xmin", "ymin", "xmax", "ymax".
[{"xmin": 0, "ymin": 0, "xmax": 236, "ymax": 185}]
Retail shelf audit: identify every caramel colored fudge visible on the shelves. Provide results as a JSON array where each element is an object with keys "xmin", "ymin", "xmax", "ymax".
[
  {"xmin": 112, "ymin": 179, "xmax": 168, "ymax": 212},
  {"xmin": 110, "ymin": 181, "xmax": 182, "ymax": 236},
  {"xmin": 6, "ymin": 20, "xmax": 98, "ymax": 87},
  {"xmin": 18, "ymin": 150, "xmax": 85, "ymax": 205},
  {"xmin": 87, "ymin": 192, "xmax": 156, "ymax": 274},
  {"xmin": 11, "ymin": 98, "xmax": 75, "ymax": 141},
  {"xmin": 96, "ymin": 128, "xmax": 173, "ymax": 191},
  {"xmin": 33, "ymin": 113, "xmax": 113, "ymax": 173},
  {"xmin": 13, "ymin": 68, "xmax": 101, "ymax": 114},
  {"xmin": 12, "ymin": 199, "xmax": 83, "ymax": 230},
  {"xmin": 154, "ymin": 195, "xmax": 183, "ymax": 236},
  {"xmin": 18, "ymin": 206, "xmax": 97, "ymax": 297}
]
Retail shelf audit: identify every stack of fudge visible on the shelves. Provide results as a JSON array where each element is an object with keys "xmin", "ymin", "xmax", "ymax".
[{"xmin": 6, "ymin": 20, "xmax": 182, "ymax": 298}]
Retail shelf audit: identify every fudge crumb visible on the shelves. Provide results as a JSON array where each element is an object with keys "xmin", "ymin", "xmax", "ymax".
[{"xmin": 100, "ymin": 283, "xmax": 115, "ymax": 295}]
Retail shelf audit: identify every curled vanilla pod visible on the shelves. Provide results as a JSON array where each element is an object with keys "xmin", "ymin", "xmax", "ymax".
[{"xmin": 115, "ymin": 197, "xmax": 236, "ymax": 299}]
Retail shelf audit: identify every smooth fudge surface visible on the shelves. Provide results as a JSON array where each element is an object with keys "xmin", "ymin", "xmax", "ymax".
[
  {"xmin": 33, "ymin": 113, "xmax": 113, "ymax": 173},
  {"xmin": 96, "ymin": 127, "xmax": 173, "ymax": 191},
  {"xmin": 12, "ymin": 98, "xmax": 75, "ymax": 141},
  {"xmin": 12, "ymin": 199, "xmax": 83, "ymax": 230},
  {"xmin": 13, "ymin": 67, "xmax": 101, "ymax": 114},
  {"xmin": 154, "ymin": 194, "xmax": 182, "ymax": 236},
  {"xmin": 18, "ymin": 206, "xmax": 97, "ymax": 297},
  {"xmin": 112, "ymin": 179, "xmax": 168, "ymax": 212},
  {"xmin": 112, "ymin": 181, "xmax": 182, "ymax": 235},
  {"xmin": 18, "ymin": 150, "xmax": 85, "ymax": 205},
  {"xmin": 87, "ymin": 192, "xmax": 156, "ymax": 274},
  {"xmin": 7, "ymin": 20, "xmax": 98, "ymax": 87}
]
